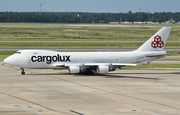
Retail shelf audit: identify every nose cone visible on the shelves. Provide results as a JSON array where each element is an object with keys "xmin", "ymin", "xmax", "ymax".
[
  {"xmin": 4, "ymin": 56, "xmax": 17, "ymax": 66},
  {"xmin": 4, "ymin": 57, "xmax": 7, "ymax": 63},
  {"xmin": 4, "ymin": 56, "xmax": 11, "ymax": 64}
]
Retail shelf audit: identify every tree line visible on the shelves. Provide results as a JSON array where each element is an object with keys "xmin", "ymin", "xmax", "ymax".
[{"xmin": 0, "ymin": 11, "xmax": 180, "ymax": 23}]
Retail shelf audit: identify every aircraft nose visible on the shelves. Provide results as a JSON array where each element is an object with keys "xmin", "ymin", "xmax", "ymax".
[
  {"xmin": 4, "ymin": 56, "xmax": 16, "ymax": 65},
  {"xmin": 4, "ymin": 56, "xmax": 11, "ymax": 64}
]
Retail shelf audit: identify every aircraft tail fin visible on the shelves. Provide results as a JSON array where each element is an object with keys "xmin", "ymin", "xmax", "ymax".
[{"xmin": 136, "ymin": 27, "xmax": 172, "ymax": 52}]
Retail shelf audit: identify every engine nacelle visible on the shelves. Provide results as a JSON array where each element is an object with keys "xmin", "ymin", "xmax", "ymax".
[
  {"xmin": 97, "ymin": 66, "xmax": 109, "ymax": 73},
  {"xmin": 68, "ymin": 66, "xmax": 80, "ymax": 74}
]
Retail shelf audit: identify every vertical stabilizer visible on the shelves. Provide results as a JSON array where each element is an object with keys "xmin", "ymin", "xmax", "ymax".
[{"xmin": 136, "ymin": 27, "xmax": 172, "ymax": 51}]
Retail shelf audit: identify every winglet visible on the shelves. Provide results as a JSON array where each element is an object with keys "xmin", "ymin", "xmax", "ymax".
[{"xmin": 136, "ymin": 27, "xmax": 172, "ymax": 51}]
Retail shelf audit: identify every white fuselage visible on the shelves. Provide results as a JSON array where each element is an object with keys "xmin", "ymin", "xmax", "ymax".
[{"xmin": 4, "ymin": 50, "xmax": 163, "ymax": 69}]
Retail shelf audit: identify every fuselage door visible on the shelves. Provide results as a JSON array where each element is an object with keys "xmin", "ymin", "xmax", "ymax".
[{"xmin": 27, "ymin": 57, "xmax": 32, "ymax": 66}]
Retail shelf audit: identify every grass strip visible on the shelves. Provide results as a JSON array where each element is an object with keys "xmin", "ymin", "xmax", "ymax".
[{"xmin": 0, "ymin": 26, "xmax": 180, "ymax": 41}]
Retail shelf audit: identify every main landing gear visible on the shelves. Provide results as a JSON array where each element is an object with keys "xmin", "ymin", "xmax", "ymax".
[{"xmin": 20, "ymin": 68, "xmax": 25, "ymax": 75}]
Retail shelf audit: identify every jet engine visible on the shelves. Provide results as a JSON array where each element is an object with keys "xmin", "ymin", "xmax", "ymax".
[
  {"xmin": 97, "ymin": 66, "xmax": 109, "ymax": 73},
  {"xmin": 68, "ymin": 66, "xmax": 80, "ymax": 73}
]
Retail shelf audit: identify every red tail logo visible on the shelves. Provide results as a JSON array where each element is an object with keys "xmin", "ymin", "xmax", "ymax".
[{"xmin": 151, "ymin": 35, "xmax": 164, "ymax": 48}]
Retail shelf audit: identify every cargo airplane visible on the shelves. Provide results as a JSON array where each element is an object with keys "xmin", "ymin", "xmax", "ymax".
[{"xmin": 4, "ymin": 27, "xmax": 172, "ymax": 75}]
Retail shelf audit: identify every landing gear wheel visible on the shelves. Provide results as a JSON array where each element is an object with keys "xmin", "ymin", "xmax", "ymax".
[
  {"xmin": 20, "ymin": 68, "xmax": 25, "ymax": 75},
  {"xmin": 88, "ymin": 70, "xmax": 94, "ymax": 75},
  {"xmin": 21, "ymin": 71, "xmax": 25, "ymax": 75}
]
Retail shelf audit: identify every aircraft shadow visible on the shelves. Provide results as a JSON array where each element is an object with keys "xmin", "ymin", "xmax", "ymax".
[
  {"xmin": 97, "ymin": 73, "xmax": 156, "ymax": 80},
  {"xmin": 108, "ymin": 72, "xmax": 176, "ymax": 75},
  {"xmin": 26, "ymin": 71, "xmax": 180, "ymax": 80},
  {"xmin": 69, "ymin": 73, "xmax": 158, "ymax": 80},
  {"xmin": 28, "ymin": 71, "xmax": 180, "ymax": 76},
  {"xmin": 27, "ymin": 73, "xmax": 70, "ymax": 76},
  {"xmin": 28, "ymin": 72, "xmax": 155, "ymax": 80}
]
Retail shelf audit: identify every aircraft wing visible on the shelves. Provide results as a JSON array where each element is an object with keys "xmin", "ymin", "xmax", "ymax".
[
  {"xmin": 83, "ymin": 63, "xmax": 137, "ymax": 67},
  {"xmin": 53, "ymin": 63, "xmax": 137, "ymax": 67}
]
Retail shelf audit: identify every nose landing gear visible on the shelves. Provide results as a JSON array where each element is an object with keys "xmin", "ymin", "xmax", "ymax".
[{"xmin": 20, "ymin": 68, "xmax": 25, "ymax": 75}]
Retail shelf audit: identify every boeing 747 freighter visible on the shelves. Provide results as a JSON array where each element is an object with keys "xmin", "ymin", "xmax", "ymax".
[{"xmin": 4, "ymin": 27, "xmax": 172, "ymax": 75}]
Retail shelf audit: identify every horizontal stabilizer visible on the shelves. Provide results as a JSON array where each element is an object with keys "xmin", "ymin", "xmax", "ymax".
[
  {"xmin": 145, "ymin": 53, "xmax": 167, "ymax": 57},
  {"xmin": 111, "ymin": 63, "xmax": 137, "ymax": 66}
]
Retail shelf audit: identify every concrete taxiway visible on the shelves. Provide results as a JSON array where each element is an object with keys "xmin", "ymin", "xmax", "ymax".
[{"xmin": 0, "ymin": 61, "xmax": 180, "ymax": 115}]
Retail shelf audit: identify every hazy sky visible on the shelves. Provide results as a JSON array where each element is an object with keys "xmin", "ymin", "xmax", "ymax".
[{"xmin": 0, "ymin": 0, "xmax": 179, "ymax": 13}]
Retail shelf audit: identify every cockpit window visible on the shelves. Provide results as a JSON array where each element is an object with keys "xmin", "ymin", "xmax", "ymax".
[{"xmin": 15, "ymin": 52, "xmax": 21, "ymax": 54}]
